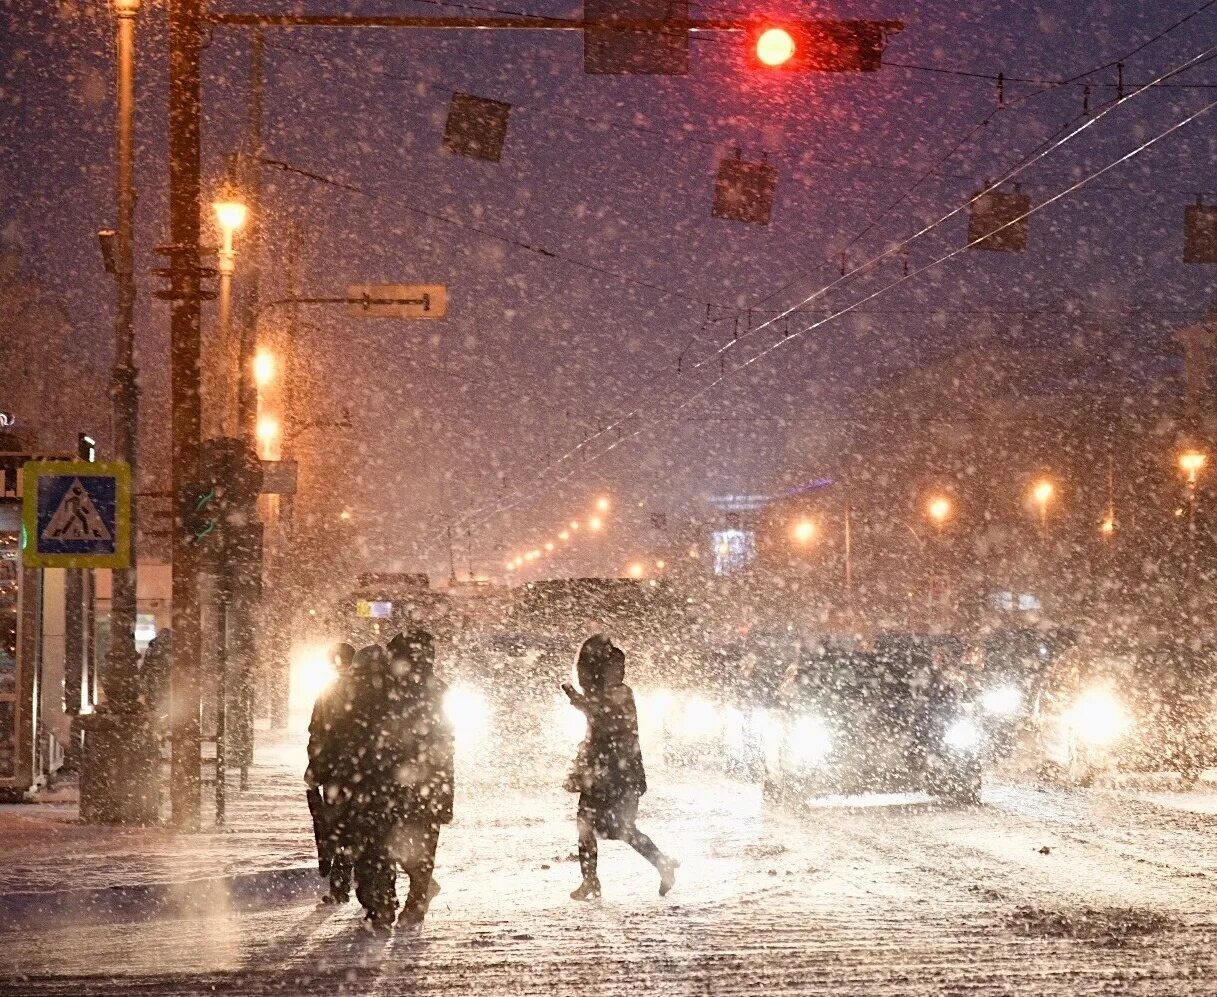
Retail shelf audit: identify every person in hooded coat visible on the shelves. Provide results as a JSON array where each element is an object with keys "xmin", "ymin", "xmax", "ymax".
[
  {"xmin": 383, "ymin": 629, "xmax": 455, "ymax": 926},
  {"xmin": 304, "ymin": 641, "xmax": 356, "ymax": 904},
  {"xmin": 328, "ymin": 643, "xmax": 399, "ymax": 932},
  {"xmin": 563, "ymin": 635, "xmax": 677, "ymax": 900}
]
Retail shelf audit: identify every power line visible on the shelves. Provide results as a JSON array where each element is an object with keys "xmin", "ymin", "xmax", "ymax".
[
  {"xmin": 258, "ymin": 156, "xmax": 717, "ymax": 307},
  {"xmin": 427, "ymin": 42, "xmax": 1217, "ymax": 548}
]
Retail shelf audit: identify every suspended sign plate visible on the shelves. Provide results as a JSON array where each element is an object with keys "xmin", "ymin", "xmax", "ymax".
[
  {"xmin": 345, "ymin": 284, "xmax": 447, "ymax": 319},
  {"xmin": 21, "ymin": 460, "xmax": 131, "ymax": 569},
  {"xmin": 584, "ymin": 0, "xmax": 689, "ymax": 75},
  {"xmin": 1184, "ymin": 204, "xmax": 1217, "ymax": 263},
  {"xmin": 713, "ymin": 157, "xmax": 778, "ymax": 226},
  {"xmin": 444, "ymin": 93, "xmax": 512, "ymax": 163},
  {"xmin": 968, "ymin": 190, "xmax": 1031, "ymax": 253}
]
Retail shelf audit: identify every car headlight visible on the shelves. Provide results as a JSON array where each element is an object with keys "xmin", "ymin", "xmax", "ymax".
[
  {"xmin": 1065, "ymin": 687, "xmax": 1129, "ymax": 746},
  {"xmin": 722, "ymin": 706, "xmax": 746, "ymax": 752},
  {"xmin": 674, "ymin": 695, "xmax": 721, "ymax": 738},
  {"xmin": 786, "ymin": 715, "xmax": 832, "ymax": 766},
  {"xmin": 981, "ymin": 685, "xmax": 1023, "ymax": 716},
  {"xmin": 943, "ymin": 718, "xmax": 982, "ymax": 752},
  {"xmin": 288, "ymin": 642, "xmax": 337, "ymax": 716},
  {"xmin": 553, "ymin": 695, "xmax": 587, "ymax": 744},
  {"xmin": 443, "ymin": 683, "xmax": 492, "ymax": 744}
]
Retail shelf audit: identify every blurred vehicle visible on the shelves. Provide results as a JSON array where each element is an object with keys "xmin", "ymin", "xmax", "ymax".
[
  {"xmin": 761, "ymin": 634, "xmax": 983, "ymax": 806},
  {"xmin": 1033, "ymin": 638, "xmax": 1217, "ymax": 785},
  {"xmin": 975, "ymin": 627, "xmax": 1078, "ymax": 758}
]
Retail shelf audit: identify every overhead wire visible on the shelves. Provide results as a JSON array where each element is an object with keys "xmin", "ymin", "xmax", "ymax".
[{"xmin": 423, "ymin": 37, "xmax": 1217, "ymax": 548}]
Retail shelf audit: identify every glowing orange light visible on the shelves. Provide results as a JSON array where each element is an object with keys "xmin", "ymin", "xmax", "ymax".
[
  {"xmin": 559, "ymin": 530, "xmax": 570, "ymax": 542},
  {"xmin": 1032, "ymin": 480, "xmax": 1055, "ymax": 506},
  {"xmin": 544, "ymin": 542, "xmax": 554, "ymax": 552},
  {"xmin": 588, "ymin": 516, "xmax": 603, "ymax": 532},
  {"xmin": 655, "ymin": 559, "xmax": 666, "ymax": 570},
  {"xmin": 1180, "ymin": 450, "xmax": 1207, "ymax": 483},
  {"xmin": 570, "ymin": 521, "xmax": 580, "ymax": 531},
  {"xmin": 596, "ymin": 497, "xmax": 611, "ymax": 513},
  {"xmin": 927, "ymin": 497, "xmax": 952, "ymax": 525},
  {"xmin": 756, "ymin": 26, "xmax": 796, "ymax": 68},
  {"xmin": 791, "ymin": 519, "xmax": 816, "ymax": 545},
  {"xmin": 253, "ymin": 349, "xmax": 275, "ymax": 386},
  {"xmin": 627, "ymin": 563, "xmax": 645, "ymax": 579}
]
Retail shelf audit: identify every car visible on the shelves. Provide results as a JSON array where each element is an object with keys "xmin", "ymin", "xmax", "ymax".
[
  {"xmin": 761, "ymin": 635, "xmax": 984, "ymax": 806},
  {"xmin": 1033, "ymin": 638, "xmax": 1217, "ymax": 785}
]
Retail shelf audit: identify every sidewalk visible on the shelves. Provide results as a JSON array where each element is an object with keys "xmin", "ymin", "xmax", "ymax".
[{"xmin": 0, "ymin": 734, "xmax": 322, "ymax": 924}]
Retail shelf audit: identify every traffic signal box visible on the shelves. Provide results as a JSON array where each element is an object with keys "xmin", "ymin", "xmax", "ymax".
[
  {"xmin": 185, "ymin": 437, "xmax": 263, "ymax": 597},
  {"xmin": 749, "ymin": 20, "xmax": 899, "ymax": 73}
]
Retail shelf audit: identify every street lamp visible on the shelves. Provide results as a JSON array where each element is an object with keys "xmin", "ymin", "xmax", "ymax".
[
  {"xmin": 627, "ymin": 562, "xmax": 645, "ymax": 579},
  {"xmin": 253, "ymin": 349, "xmax": 275, "ymax": 387},
  {"xmin": 1179, "ymin": 449, "xmax": 1207, "ymax": 486},
  {"xmin": 1031, "ymin": 479, "xmax": 1055, "ymax": 529},
  {"xmin": 791, "ymin": 519, "xmax": 816, "ymax": 545},
  {"xmin": 596, "ymin": 496, "xmax": 611, "ymax": 513},
  {"xmin": 213, "ymin": 181, "xmax": 247, "ymax": 435},
  {"xmin": 588, "ymin": 516, "xmax": 603, "ymax": 532},
  {"xmin": 927, "ymin": 496, "xmax": 952, "ymax": 528}
]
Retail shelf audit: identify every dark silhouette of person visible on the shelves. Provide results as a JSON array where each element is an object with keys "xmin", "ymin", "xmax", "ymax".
[
  {"xmin": 305, "ymin": 642, "xmax": 357, "ymax": 905},
  {"xmin": 383, "ymin": 629, "xmax": 455, "ymax": 927},
  {"xmin": 563, "ymin": 634, "xmax": 676, "ymax": 900}
]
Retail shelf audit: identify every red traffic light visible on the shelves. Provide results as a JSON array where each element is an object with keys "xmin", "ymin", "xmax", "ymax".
[
  {"xmin": 749, "ymin": 20, "xmax": 903, "ymax": 73},
  {"xmin": 755, "ymin": 27, "xmax": 796, "ymax": 68}
]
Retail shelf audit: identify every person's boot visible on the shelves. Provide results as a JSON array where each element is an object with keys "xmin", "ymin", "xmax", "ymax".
[
  {"xmin": 319, "ymin": 887, "xmax": 350, "ymax": 906},
  {"xmin": 570, "ymin": 876, "xmax": 602, "ymax": 901},
  {"xmin": 658, "ymin": 857, "xmax": 679, "ymax": 897}
]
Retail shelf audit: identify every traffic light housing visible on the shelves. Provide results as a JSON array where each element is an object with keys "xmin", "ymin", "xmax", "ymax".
[
  {"xmin": 185, "ymin": 437, "xmax": 264, "ymax": 593},
  {"xmin": 749, "ymin": 20, "xmax": 902, "ymax": 73}
]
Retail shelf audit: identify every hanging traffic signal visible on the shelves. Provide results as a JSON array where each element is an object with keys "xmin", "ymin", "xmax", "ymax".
[
  {"xmin": 749, "ymin": 20, "xmax": 903, "ymax": 73},
  {"xmin": 713, "ymin": 154, "xmax": 778, "ymax": 226},
  {"xmin": 968, "ymin": 187, "xmax": 1031, "ymax": 253},
  {"xmin": 584, "ymin": 0, "xmax": 690, "ymax": 75},
  {"xmin": 1184, "ymin": 198, "xmax": 1217, "ymax": 263}
]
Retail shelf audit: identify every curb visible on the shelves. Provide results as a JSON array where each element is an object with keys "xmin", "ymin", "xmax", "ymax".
[{"xmin": 0, "ymin": 866, "xmax": 320, "ymax": 927}]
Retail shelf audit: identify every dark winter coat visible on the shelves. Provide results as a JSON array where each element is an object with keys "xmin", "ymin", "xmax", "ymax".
[
  {"xmin": 567, "ymin": 637, "xmax": 647, "ymax": 803},
  {"xmin": 305, "ymin": 642, "xmax": 356, "ymax": 789},
  {"xmin": 383, "ymin": 630, "xmax": 456, "ymax": 827}
]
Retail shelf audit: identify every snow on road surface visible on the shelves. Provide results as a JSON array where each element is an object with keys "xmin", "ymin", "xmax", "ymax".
[{"xmin": 5, "ymin": 740, "xmax": 1217, "ymax": 994}]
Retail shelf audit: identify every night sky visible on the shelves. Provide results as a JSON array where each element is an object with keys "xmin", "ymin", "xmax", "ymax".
[{"xmin": 4, "ymin": 1, "xmax": 1217, "ymax": 579}]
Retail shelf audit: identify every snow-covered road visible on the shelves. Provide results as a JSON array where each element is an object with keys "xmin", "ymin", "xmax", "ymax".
[{"xmin": 5, "ymin": 745, "xmax": 1217, "ymax": 994}]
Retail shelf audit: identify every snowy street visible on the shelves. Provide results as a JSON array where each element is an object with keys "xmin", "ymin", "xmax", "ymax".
[{"xmin": 5, "ymin": 737, "xmax": 1217, "ymax": 995}]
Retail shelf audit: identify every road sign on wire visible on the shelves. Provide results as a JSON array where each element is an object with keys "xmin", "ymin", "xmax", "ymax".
[
  {"xmin": 345, "ymin": 284, "xmax": 447, "ymax": 319},
  {"xmin": 21, "ymin": 460, "xmax": 132, "ymax": 568}
]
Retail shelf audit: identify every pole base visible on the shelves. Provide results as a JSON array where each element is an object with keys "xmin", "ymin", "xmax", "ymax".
[{"xmin": 78, "ymin": 708, "xmax": 161, "ymax": 825}]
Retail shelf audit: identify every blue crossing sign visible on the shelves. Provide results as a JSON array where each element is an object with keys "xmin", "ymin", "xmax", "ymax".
[{"xmin": 21, "ymin": 461, "xmax": 132, "ymax": 569}]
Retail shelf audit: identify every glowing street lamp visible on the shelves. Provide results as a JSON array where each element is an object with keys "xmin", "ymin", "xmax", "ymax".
[
  {"xmin": 1180, "ymin": 449, "xmax": 1207, "ymax": 485},
  {"xmin": 791, "ymin": 519, "xmax": 816, "ymax": 545},
  {"xmin": 588, "ymin": 516, "xmax": 603, "ymax": 532},
  {"xmin": 559, "ymin": 530, "xmax": 570, "ymax": 542},
  {"xmin": 927, "ymin": 496, "xmax": 952, "ymax": 527},
  {"xmin": 544, "ymin": 541, "xmax": 555, "ymax": 553},
  {"xmin": 1031, "ymin": 479, "xmax": 1055, "ymax": 526},
  {"xmin": 596, "ymin": 496, "xmax": 611, "ymax": 513},
  {"xmin": 256, "ymin": 414, "xmax": 279, "ymax": 445},
  {"xmin": 627, "ymin": 562, "xmax": 645, "ymax": 579},
  {"xmin": 253, "ymin": 349, "xmax": 275, "ymax": 387}
]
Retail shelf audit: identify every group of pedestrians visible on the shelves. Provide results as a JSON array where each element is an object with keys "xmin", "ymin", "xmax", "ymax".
[
  {"xmin": 305, "ymin": 630, "xmax": 676, "ymax": 935},
  {"xmin": 305, "ymin": 630, "xmax": 454, "ymax": 934}
]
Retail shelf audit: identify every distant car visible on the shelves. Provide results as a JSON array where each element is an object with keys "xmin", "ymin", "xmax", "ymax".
[
  {"xmin": 1033, "ymin": 640, "xmax": 1217, "ymax": 785},
  {"xmin": 761, "ymin": 636, "xmax": 983, "ymax": 806},
  {"xmin": 975, "ymin": 627, "xmax": 1078, "ymax": 758}
]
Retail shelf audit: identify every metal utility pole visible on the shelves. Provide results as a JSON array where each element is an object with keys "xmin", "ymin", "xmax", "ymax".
[
  {"xmin": 164, "ymin": 0, "xmax": 206, "ymax": 830},
  {"xmin": 109, "ymin": 0, "xmax": 141, "ymax": 708}
]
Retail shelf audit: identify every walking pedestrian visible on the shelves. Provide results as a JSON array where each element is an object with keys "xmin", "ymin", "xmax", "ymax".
[
  {"xmin": 331, "ymin": 643, "xmax": 398, "ymax": 933},
  {"xmin": 563, "ymin": 635, "xmax": 677, "ymax": 900},
  {"xmin": 304, "ymin": 641, "xmax": 356, "ymax": 905},
  {"xmin": 383, "ymin": 629, "xmax": 455, "ymax": 927}
]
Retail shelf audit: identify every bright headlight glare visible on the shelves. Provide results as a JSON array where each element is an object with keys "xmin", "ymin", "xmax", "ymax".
[
  {"xmin": 981, "ymin": 685, "xmax": 1023, "ymax": 715},
  {"xmin": 443, "ymin": 683, "xmax": 492, "ymax": 740},
  {"xmin": 289, "ymin": 643, "xmax": 336, "ymax": 711},
  {"xmin": 786, "ymin": 715, "xmax": 832, "ymax": 765},
  {"xmin": 944, "ymin": 718, "xmax": 982, "ymax": 752},
  {"xmin": 554, "ymin": 695, "xmax": 587, "ymax": 743},
  {"xmin": 675, "ymin": 695, "xmax": 720, "ymax": 738},
  {"xmin": 1065, "ymin": 687, "xmax": 1129, "ymax": 745}
]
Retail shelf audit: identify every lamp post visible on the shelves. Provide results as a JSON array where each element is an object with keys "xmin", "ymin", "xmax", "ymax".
[
  {"xmin": 213, "ymin": 183, "xmax": 247, "ymax": 436},
  {"xmin": 1031, "ymin": 479, "xmax": 1055, "ymax": 532},
  {"xmin": 108, "ymin": 0, "xmax": 141, "ymax": 710}
]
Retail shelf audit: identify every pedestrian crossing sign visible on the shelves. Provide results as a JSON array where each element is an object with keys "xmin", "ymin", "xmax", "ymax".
[{"xmin": 21, "ymin": 461, "xmax": 132, "ymax": 568}]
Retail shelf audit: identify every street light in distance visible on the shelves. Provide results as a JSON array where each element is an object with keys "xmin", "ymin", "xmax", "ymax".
[
  {"xmin": 791, "ymin": 519, "xmax": 816, "ymax": 545},
  {"xmin": 1179, "ymin": 449, "xmax": 1207, "ymax": 485},
  {"xmin": 927, "ymin": 496, "xmax": 952, "ymax": 528},
  {"xmin": 253, "ymin": 349, "xmax": 275, "ymax": 387}
]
